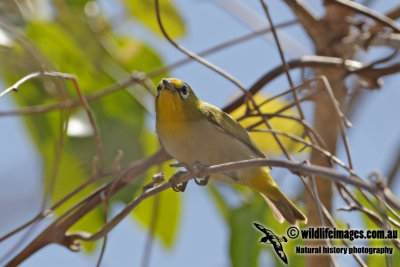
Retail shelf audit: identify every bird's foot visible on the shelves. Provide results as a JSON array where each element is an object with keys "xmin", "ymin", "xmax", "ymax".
[
  {"xmin": 169, "ymin": 161, "xmax": 211, "ymax": 190},
  {"xmin": 191, "ymin": 161, "xmax": 211, "ymax": 186},
  {"xmin": 191, "ymin": 161, "xmax": 210, "ymax": 176},
  {"xmin": 194, "ymin": 175, "xmax": 210, "ymax": 186},
  {"xmin": 169, "ymin": 171, "xmax": 188, "ymax": 192}
]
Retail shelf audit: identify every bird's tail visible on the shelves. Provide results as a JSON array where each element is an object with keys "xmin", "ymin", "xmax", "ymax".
[
  {"xmin": 248, "ymin": 169, "xmax": 307, "ymax": 225},
  {"xmin": 261, "ymin": 189, "xmax": 307, "ymax": 225}
]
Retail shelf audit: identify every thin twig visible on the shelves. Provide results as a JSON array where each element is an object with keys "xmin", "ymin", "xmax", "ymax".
[
  {"xmin": 69, "ymin": 78, "xmax": 104, "ymax": 170},
  {"xmin": 0, "ymin": 71, "xmax": 105, "ymax": 169},
  {"xmin": 0, "ymin": 71, "xmax": 73, "ymax": 98},
  {"xmin": 66, "ymin": 157, "xmax": 400, "ymax": 246},
  {"xmin": 222, "ymin": 56, "xmax": 364, "ymax": 113},
  {"xmin": 140, "ymin": 194, "xmax": 160, "ymax": 267},
  {"xmin": 42, "ymin": 110, "xmax": 69, "ymax": 209},
  {"xmin": 96, "ymin": 192, "xmax": 109, "ymax": 267},
  {"xmin": 318, "ymin": 76, "xmax": 354, "ymax": 170},
  {"xmin": 248, "ymin": 129, "xmax": 347, "ymax": 171},
  {"xmin": 147, "ymin": 19, "xmax": 298, "ymax": 78},
  {"xmin": 327, "ymin": 0, "xmax": 400, "ymax": 33},
  {"xmin": 0, "ymin": 56, "xmax": 365, "ymax": 117},
  {"xmin": 321, "ymin": 205, "xmax": 367, "ymax": 267},
  {"xmin": 0, "ymin": 169, "xmax": 112, "ymax": 243},
  {"xmin": 154, "ymin": 0, "xmax": 250, "ymax": 97},
  {"xmin": 387, "ymin": 142, "xmax": 400, "ymax": 187},
  {"xmin": 259, "ymin": 0, "xmax": 306, "ymax": 121},
  {"xmin": 245, "ymin": 112, "xmax": 327, "ymax": 149},
  {"xmin": 4, "ymin": 149, "xmax": 171, "ymax": 266}
]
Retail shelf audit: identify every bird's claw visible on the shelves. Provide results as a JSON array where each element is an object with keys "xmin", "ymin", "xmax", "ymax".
[
  {"xmin": 191, "ymin": 161, "xmax": 211, "ymax": 187},
  {"xmin": 191, "ymin": 161, "xmax": 210, "ymax": 177},
  {"xmin": 169, "ymin": 171, "xmax": 188, "ymax": 192},
  {"xmin": 169, "ymin": 161, "xmax": 211, "ymax": 191},
  {"xmin": 194, "ymin": 175, "xmax": 210, "ymax": 186}
]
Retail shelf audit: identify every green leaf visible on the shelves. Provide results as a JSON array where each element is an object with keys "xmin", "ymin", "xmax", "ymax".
[
  {"xmin": 133, "ymin": 178, "xmax": 180, "ymax": 248},
  {"xmin": 26, "ymin": 21, "xmax": 101, "ymax": 90},
  {"xmin": 65, "ymin": 0, "xmax": 91, "ymax": 7},
  {"xmin": 41, "ymin": 142, "xmax": 104, "ymax": 251},
  {"xmin": 0, "ymin": 0, "xmax": 174, "ymax": 254},
  {"xmin": 230, "ymin": 94, "xmax": 309, "ymax": 156},
  {"xmin": 211, "ymin": 186, "xmax": 305, "ymax": 267},
  {"xmin": 207, "ymin": 184, "xmax": 230, "ymax": 222},
  {"xmin": 229, "ymin": 197, "xmax": 266, "ymax": 267},
  {"xmin": 122, "ymin": 0, "xmax": 185, "ymax": 38},
  {"xmin": 132, "ymin": 131, "xmax": 180, "ymax": 248},
  {"xmin": 354, "ymin": 190, "xmax": 399, "ymax": 266}
]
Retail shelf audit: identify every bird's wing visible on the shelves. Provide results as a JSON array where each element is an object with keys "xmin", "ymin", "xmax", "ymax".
[{"xmin": 200, "ymin": 102, "xmax": 265, "ymax": 159}]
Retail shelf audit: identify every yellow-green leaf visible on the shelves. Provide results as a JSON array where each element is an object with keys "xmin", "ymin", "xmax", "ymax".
[
  {"xmin": 123, "ymin": 0, "xmax": 185, "ymax": 38},
  {"xmin": 133, "ymin": 179, "xmax": 180, "ymax": 248},
  {"xmin": 132, "ymin": 131, "xmax": 180, "ymax": 248},
  {"xmin": 43, "ymin": 143, "xmax": 104, "ymax": 251},
  {"xmin": 230, "ymin": 94, "xmax": 309, "ymax": 155}
]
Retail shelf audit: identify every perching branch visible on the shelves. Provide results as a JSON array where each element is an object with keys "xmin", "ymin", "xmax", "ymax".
[
  {"xmin": 6, "ymin": 149, "xmax": 400, "ymax": 266},
  {"xmin": 4, "ymin": 149, "xmax": 170, "ymax": 266},
  {"xmin": 54, "ymin": 157, "xmax": 400, "ymax": 245}
]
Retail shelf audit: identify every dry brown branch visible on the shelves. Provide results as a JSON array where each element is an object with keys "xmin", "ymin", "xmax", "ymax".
[
  {"xmin": 4, "ymin": 149, "xmax": 170, "ymax": 266},
  {"xmin": 259, "ymin": 0, "xmax": 307, "ymax": 123},
  {"xmin": 387, "ymin": 142, "xmax": 400, "ymax": 187},
  {"xmin": 141, "ymin": 190, "xmax": 160, "ymax": 267},
  {"xmin": 248, "ymin": 128, "xmax": 347, "ymax": 170},
  {"xmin": 281, "ymin": 1, "xmax": 358, "ymax": 266},
  {"xmin": 5, "ymin": 147, "xmax": 400, "ymax": 266},
  {"xmin": 2, "ymin": 1, "xmax": 400, "ymax": 267},
  {"xmin": 222, "ymin": 55, "xmax": 364, "ymax": 113},
  {"xmin": 320, "ymin": 205, "xmax": 367, "ymax": 267},
  {"xmin": 55, "ymin": 158, "xmax": 400, "ymax": 245},
  {"xmin": 0, "ymin": 73, "xmax": 146, "ymax": 116},
  {"xmin": 0, "ymin": 71, "xmax": 74, "ymax": 98},
  {"xmin": 326, "ymin": 0, "xmax": 400, "ymax": 32},
  {"xmin": 4, "ymin": 55, "xmax": 398, "ymax": 118},
  {"xmin": 154, "ymin": 0, "xmax": 249, "ymax": 97},
  {"xmin": 281, "ymin": 0, "xmax": 324, "ymax": 46},
  {"xmin": 343, "ymin": 32, "xmax": 400, "ymax": 50},
  {"xmin": 147, "ymin": 19, "xmax": 299, "ymax": 77},
  {"xmin": 0, "ymin": 71, "xmax": 105, "ymax": 168}
]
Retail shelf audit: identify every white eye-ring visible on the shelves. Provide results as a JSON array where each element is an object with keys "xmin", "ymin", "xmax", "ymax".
[{"xmin": 180, "ymin": 85, "xmax": 189, "ymax": 99}]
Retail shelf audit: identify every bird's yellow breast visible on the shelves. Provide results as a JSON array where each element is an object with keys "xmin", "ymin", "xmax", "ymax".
[
  {"xmin": 156, "ymin": 89, "xmax": 186, "ymax": 122},
  {"xmin": 155, "ymin": 88, "xmax": 271, "ymax": 185},
  {"xmin": 156, "ymin": 89, "xmax": 193, "ymax": 160}
]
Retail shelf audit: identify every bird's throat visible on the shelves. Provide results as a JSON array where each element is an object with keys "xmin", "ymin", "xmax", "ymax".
[{"xmin": 156, "ymin": 90, "xmax": 186, "ymax": 123}]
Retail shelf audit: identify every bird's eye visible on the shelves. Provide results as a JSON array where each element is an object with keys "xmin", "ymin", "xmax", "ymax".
[{"xmin": 180, "ymin": 85, "xmax": 189, "ymax": 99}]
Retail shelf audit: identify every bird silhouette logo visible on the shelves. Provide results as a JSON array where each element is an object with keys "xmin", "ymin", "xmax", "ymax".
[{"xmin": 253, "ymin": 222, "xmax": 288, "ymax": 264}]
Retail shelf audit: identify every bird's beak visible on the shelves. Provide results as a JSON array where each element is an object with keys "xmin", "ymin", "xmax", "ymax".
[{"xmin": 162, "ymin": 78, "xmax": 177, "ymax": 93}]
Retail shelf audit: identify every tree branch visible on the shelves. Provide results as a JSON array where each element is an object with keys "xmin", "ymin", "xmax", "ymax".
[{"xmin": 325, "ymin": 0, "xmax": 400, "ymax": 33}]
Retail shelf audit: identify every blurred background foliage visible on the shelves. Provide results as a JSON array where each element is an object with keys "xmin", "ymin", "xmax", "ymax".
[
  {"xmin": 0, "ymin": 0, "xmax": 176, "ymax": 252},
  {"xmin": 0, "ymin": 0, "xmax": 331, "ymax": 266}
]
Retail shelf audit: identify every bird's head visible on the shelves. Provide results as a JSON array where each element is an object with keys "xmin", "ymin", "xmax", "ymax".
[{"xmin": 155, "ymin": 78, "xmax": 200, "ymax": 121}]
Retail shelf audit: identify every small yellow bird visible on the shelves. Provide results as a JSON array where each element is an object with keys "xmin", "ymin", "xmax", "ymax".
[{"xmin": 155, "ymin": 78, "xmax": 307, "ymax": 225}]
